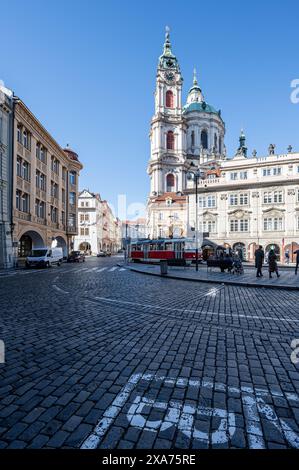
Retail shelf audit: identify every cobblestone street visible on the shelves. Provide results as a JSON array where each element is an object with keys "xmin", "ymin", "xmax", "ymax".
[{"xmin": 1, "ymin": 256, "xmax": 299, "ymax": 449}]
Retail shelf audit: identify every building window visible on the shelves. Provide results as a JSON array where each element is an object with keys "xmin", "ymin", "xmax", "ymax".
[
  {"xmin": 62, "ymin": 188, "xmax": 65, "ymax": 204},
  {"xmin": 199, "ymin": 196, "xmax": 216, "ymax": 208},
  {"xmin": 62, "ymin": 167, "xmax": 67, "ymax": 181},
  {"xmin": 166, "ymin": 90, "xmax": 174, "ymax": 108},
  {"xmin": 166, "ymin": 131, "xmax": 174, "ymax": 150},
  {"xmin": 17, "ymin": 156, "xmax": 22, "ymax": 177},
  {"xmin": 17, "ymin": 125, "xmax": 22, "ymax": 143},
  {"xmin": 20, "ymin": 193, "xmax": 30, "ymax": 213},
  {"xmin": 68, "ymin": 214, "xmax": 76, "ymax": 227},
  {"xmin": 262, "ymin": 167, "xmax": 282, "ymax": 177},
  {"xmin": 214, "ymin": 133, "xmax": 217, "ymax": 150},
  {"xmin": 159, "ymin": 212, "xmax": 164, "ymax": 221},
  {"xmin": 240, "ymin": 171, "xmax": 248, "ymax": 180},
  {"xmin": 69, "ymin": 171, "xmax": 76, "ymax": 185},
  {"xmin": 35, "ymin": 199, "xmax": 45, "ymax": 218},
  {"xmin": 16, "ymin": 190, "xmax": 21, "ymax": 210},
  {"xmin": 263, "ymin": 217, "xmax": 283, "ymax": 231},
  {"xmin": 51, "ymin": 156, "xmax": 59, "ymax": 174},
  {"xmin": 51, "ymin": 181, "xmax": 59, "ymax": 199},
  {"xmin": 200, "ymin": 220, "xmax": 216, "ymax": 233},
  {"xmin": 80, "ymin": 228, "xmax": 85, "ymax": 236},
  {"xmin": 36, "ymin": 144, "xmax": 47, "ymax": 163},
  {"xmin": 263, "ymin": 192, "xmax": 272, "ymax": 204},
  {"xmin": 273, "ymin": 191, "xmax": 283, "ymax": 203},
  {"xmin": 85, "ymin": 213, "xmax": 90, "ymax": 222},
  {"xmin": 240, "ymin": 193, "xmax": 249, "ymax": 205},
  {"xmin": 166, "ymin": 173, "xmax": 175, "ymax": 192},
  {"xmin": 61, "ymin": 211, "xmax": 65, "ymax": 225},
  {"xmin": 207, "ymin": 195, "xmax": 216, "ymax": 208},
  {"xmin": 69, "ymin": 191, "xmax": 76, "ymax": 205},
  {"xmin": 22, "ymin": 160, "xmax": 30, "ymax": 181},
  {"xmin": 50, "ymin": 206, "xmax": 57, "ymax": 223},
  {"xmin": 201, "ymin": 130, "xmax": 208, "ymax": 149},
  {"xmin": 219, "ymin": 136, "xmax": 222, "ymax": 154},
  {"xmin": 230, "ymin": 172, "xmax": 238, "ymax": 181},
  {"xmin": 230, "ymin": 219, "xmax": 249, "ymax": 232}
]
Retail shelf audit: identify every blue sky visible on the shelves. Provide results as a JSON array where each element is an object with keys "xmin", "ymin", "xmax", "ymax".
[{"xmin": 1, "ymin": 0, "xmax": 299, "ymax": 217}]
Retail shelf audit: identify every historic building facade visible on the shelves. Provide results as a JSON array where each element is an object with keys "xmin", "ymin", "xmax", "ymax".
[
  {"xmin": 12, "ymin": 98, "xmax": 83, "ymax": 262},
  {"xmin": 74, "ymin": 190, "xmax": 122, "ymax": 255},
  {"xmin": 147, "ymin": 30, "xmax": 299, "ymax": 261},
  {"xmin": 0, "ymin": 84, "xmax": 14, "ymax": 268}
]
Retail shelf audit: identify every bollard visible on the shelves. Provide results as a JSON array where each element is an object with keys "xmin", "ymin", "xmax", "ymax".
[{"xmin": 160, "ymin": 260, "xmax": 168, "ymax": 276}]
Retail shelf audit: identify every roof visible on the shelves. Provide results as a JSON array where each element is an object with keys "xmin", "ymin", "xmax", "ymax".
[{"xmin": 153, "ymin": 192, "xmax": 187, "ymax": 203}]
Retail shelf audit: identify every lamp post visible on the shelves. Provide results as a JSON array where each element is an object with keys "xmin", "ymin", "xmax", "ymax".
[{"xmin": 187, "ymin": 166, "xmax": 205, "ymax": 271}]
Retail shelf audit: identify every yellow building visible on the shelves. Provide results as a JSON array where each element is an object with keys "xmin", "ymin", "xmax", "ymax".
[{"xmin": 12, "ymin": 98, "xmax": 83, "ymax": 263}]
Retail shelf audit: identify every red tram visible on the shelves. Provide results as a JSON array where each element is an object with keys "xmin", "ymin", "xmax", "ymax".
[{"xmin": 128, "ymin": 238, "xmax": 202, "ymax": 265}]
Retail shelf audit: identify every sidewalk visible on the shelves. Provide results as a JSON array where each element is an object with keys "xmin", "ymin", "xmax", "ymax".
[{"xmin": 121, "ymin": 262, "xmax": 299, "ymax": 291}]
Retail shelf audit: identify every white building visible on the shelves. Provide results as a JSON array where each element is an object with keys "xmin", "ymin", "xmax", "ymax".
[
  {"xmin": 74, "ymin": 190, "xmax": 122, "ymax": 255},
  {"xmin": 147, "ymin": 29, "xmax": 299, "ymax": 262}
]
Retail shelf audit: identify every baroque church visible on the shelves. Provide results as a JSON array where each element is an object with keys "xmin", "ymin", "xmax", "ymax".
[{"xmin": 147, "ymin": 29, "xmax": 299, "ymax": 262}]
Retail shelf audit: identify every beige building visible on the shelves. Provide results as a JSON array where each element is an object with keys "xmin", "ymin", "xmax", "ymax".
[
  {"xmin": 74, "ymin": 191, "xmax": 122, "ymax": 255},
  {"xmin": 147, "ymin": 194, "xmax": 187, "ymax": 239},
  {"xmin": 186, "ymin": 145, "xmax": 299, "ymax": 262},
  {"xmin": 13, "ymin": 98, "xmax": 83, "ymax": 262}
]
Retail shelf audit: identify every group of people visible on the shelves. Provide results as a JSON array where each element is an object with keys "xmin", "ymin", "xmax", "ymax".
[{"xmin": 255, "ymin": 245, "xmax": 299, "ymax": 278}]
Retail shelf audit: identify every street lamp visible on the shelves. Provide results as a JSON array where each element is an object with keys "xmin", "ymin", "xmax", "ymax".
[{"xmin": 187, "ymin": 165, "xmax": 205, "ymax": 271}]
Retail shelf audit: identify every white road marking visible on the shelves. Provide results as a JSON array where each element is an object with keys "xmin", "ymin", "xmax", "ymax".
[
  {"xmin": 108, "ymin": 267, "xmax": 118, "ymax": 272},
  {"xmin": 53, "ymin": 285, "xmax": 69, "ymax": 294},
  {"xmin": 81, "ymin": 373, "xmax": 299, "ymax": 449},
  {"xmin": 80, "ymin": 373, "xmax": 142, "ymax": 449},
  {"xmin": 91, "ymin": 296, "xmax": 299, "ymax": 324},
  {"xmin": 96, "ymin": 267, "xmax": 107, "ymax": 273}
]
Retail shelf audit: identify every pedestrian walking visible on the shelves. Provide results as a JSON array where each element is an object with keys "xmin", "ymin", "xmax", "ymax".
[
  {"xmin": 268, "ymin": 249, "xmax": 280, "ymax": 278},
  {"xmin": 254, "ymin": 245, "xmax": 264, "ymax": 277},
  {"xmin": 285, "ymin": 250, "xmax": 290, "ymax": 264},
  {"xmin": 294, "ymin": 248, "xmax": 299, "ymax": 275}
]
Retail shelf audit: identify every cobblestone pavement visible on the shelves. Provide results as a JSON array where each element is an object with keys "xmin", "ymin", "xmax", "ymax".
[{"xmin": 0, "ymin": 256, "xmax": 299, "ymax": 449}]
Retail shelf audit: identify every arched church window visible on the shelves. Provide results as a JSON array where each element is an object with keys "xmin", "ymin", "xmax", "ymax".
[
  {"xmin": 191, "ymin": 130, "xmax": 195, "ymax": 147},
  {"xmin": 214, "ymin": 133, "xmax": 218, "ymax": 150},
  {"xmin": 167, "ymin": 131, "xmax": 175, "ymax": 150},
  {"xmin": 219, "ymin": 136, "xmax": 222, "ymax": 154},
  {"xmin": 166, "ymin": 90, "xmax": 174, "ymax": 108},
  {"xmin": 166, "ymin": 173, "xmax": 175, "ymax": 192},
  {"xmin": 201, "ymin": 130, "xmax": 208, "ymax": 150}
]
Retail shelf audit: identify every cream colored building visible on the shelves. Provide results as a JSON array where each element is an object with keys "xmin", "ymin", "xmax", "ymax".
[{"xmin": 13, "ymin": 98, "xmax": 83, "ymax": 262}]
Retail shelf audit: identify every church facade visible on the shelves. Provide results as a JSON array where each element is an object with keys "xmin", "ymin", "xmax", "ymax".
[{"xmin": 147, "ymin": 29, "xmax": 299, "ymax": 262}]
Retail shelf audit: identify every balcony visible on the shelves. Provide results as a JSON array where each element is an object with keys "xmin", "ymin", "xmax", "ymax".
[{"xmin": 14, "ymin": 210, "xmax": 31, "ymax": 221}]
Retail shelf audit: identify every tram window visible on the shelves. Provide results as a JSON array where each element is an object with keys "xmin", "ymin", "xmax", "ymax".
[{"xmin": 165, "ymin": 243, "xmax": 172, "ymax": 250}]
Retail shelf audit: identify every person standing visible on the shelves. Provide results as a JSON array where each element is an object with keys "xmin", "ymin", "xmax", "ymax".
[
  {"xmin": 294, "ymin": 248, "xmax": 299, "ymax": 274},
  {"xmin": 255, "ymin": 245, "xmax": 264, "ymax": 278},
  {"xmin": 268, "ymin": 249, "xmax": 280, "ymax": 278},
  {"xmin": 285, "ymin": 250, "xmax": 290, "ymax": 264}
]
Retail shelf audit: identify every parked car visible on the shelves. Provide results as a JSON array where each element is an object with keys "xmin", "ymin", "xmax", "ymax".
[
  {"xmin": 67, "ymin": 251, "xmax": 85, "ymax": 263},
  {"xmin": 97, "ymin": 250, "xmax": 107, "ymax": 257},
  {"xmin": 26, "ymin": 247, "xmax": 63, "ymax": 268},
  {"xmin": 105, "ymin": 251, "xmax": 112, "ymax": 257}
]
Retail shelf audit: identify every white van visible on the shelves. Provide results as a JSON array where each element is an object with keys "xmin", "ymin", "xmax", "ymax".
[{"xmin": 26, "ymin": 247, "xmax": 63, "ymax": 268}]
